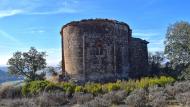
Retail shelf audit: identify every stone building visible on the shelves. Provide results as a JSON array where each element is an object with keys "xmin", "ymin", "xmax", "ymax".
[{"xmin": 60, "ymin": 19, "xmax": 149, "ymax": 81}]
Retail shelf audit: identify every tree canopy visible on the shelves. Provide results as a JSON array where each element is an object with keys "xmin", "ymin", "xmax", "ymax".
[
  {"xmin": 7, "ymin": 47, "xmax": 47, "ymax": 81},
  {"xmin": 165, "ymin": 21, "xmax": 190, "ymax": 67},
  {"xmin": 164, "ymin": 21, "xmax": 190, "ymax": 80}
]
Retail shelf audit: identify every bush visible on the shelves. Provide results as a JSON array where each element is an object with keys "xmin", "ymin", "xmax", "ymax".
[
  {"xmin": 175, "ymin": 91, "xmax": 190, "ymax": 106},
  {"xmin": 75, "ymin": 86, "xmax": 84, "ymax": 92},
  {"xmin": 6, "ymin": 98, "xmax": 36, "ymax": 107},
  {"xmin": 136, "ymin": 76, "xmax": 175, "ymax": 89},
  {"xmin": 44, "ymin": 82, "xmax": 63, "ymax": 92},
  {"xmin": 164, "ymin": 85, "xmax": 176, "ymax": 98},
  {"xmin": 149, "ymin": 95, "xmax": 167, "ymax": 107},
  {"xmin": 84, "ymin": 83, "xmax": 102, "ymax": 95},
  {"xmin": 22, "ymin": 80, "xmax": 50, "ymax": 96},
  {"xmin": 102, "ymin": 83, "xmax": 120, "ymax": 92},
  {"xmin": 121, "ymin": 80, "xmax": 136, "ymax": 93},
  {"xmin": 165, "ymin": 80, "xmax": 190, "ymax": 98},
  {"xmin": 20, "ymin": 76, "xmax": 175, "ymax": 98},
  {"xmin": 135, "ymin": 78, "xmax": 150, "ymax": 89},
  {"xmin": 59, "ymin": 82, "xmax": 76, "ymax": 96},
  {"xmin": 124, "ymin": 89, "xmax": 148, "ymax": 107},
  {"xmin": 36, "ymin": 92, "xmax": 68, "ymax": 106},
  {"xmin": 22, "ymin": 81, "xmax": 77, "ymax": 96},
  {"xmin": 82, "ymin": 96, "xmax": 111, "ymax": 107},
  {"xmin": 73, "ymin": 92, "xmax": 94, "ymax": 104},
  {"xmin": 148, "ymin": 89, "xmax": 169, "ymax": 107},
  {"xmin": 102, "ymin": 90, "xmax": 127, "ymax": 104},
  {"xmin": 120, "ymin": 76, "xmax": 175, "ymax": 93},
  {"xmin": 155, "ymin": 76, "xmax": 175, "ymax": 86}
]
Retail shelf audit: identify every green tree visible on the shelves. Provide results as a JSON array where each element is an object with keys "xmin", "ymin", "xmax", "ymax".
[
  {"xmin": 148, "ymin": 52, "xmax": 164, "ymax": 66},
  {"xmin": 148, "ymin": 51, "xmax": 165, "ymax": 76},
  {"xmin": 165, "ymin": 21, "xmax": 190, "ymax": 66},
  {"xmin": 47, "ymin": 66, "xmax": 58, "ymax": 76},
  {"xmin": 7, "ymin": 47, "xmax": 47, "ymax": 81},
  {"xmin": 164, "ymin": 21, "xmax": 190, "ymax": 79}
]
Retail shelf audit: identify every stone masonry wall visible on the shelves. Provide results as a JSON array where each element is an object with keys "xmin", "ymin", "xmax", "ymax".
[
  {"xmin": 129, "ymin": 37, "xmax": 149, "ymax": 78},
  {"xmin": 60, "ymin": 19, "xmax": 149, "ymax": 81}
]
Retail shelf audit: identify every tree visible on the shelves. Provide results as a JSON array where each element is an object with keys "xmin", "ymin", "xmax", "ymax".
[
  {"xmin": 47, "ymin": 66, "xmax": 58, "ymax": 76},
  {"xmin": 7, "ymin": 47, "xmax": 47, "ymax": 81},
  {"xmin": 148, "ymin": 51, "xmax": 165, "ymax": 76},
  {"xmin": 164, "ymin": 21, "xmax": 190, "ymax": 79},
  {"xmin": 165, "ymin": 21, "xmax": 190, "ymax": 67},
  {"xmin": 148, "ymin": 52, "xmax": 164, "ymax": 66}
]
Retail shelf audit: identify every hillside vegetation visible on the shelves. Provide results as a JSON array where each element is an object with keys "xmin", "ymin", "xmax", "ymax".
[{"xmin": 0, "ymin": 76, "xmax": 181, "ymax": 107}]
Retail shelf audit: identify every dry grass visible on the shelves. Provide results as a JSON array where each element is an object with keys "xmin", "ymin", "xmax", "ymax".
[{"xmin": 0, "ymin": 84, "xmax": 22, "ymax": 99}]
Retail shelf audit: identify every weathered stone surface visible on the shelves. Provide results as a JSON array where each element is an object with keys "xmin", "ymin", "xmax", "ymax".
[
  {"xmin": 129, "ymin": 37, "xmax": 149, "ymax": 78},
  {"xmin": 60, "ymin": 19, "xmax": 148, "ymax": 81}
]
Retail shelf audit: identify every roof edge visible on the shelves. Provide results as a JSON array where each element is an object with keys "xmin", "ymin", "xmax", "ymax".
[{"xmin": 60, "ymin": 18, "xmax": 131, "ymax": 35}]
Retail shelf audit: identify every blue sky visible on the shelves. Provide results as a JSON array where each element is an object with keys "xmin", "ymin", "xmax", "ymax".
[{"xmin": 0, "ymin": 0, "xmax": 190, "ymax": 66}]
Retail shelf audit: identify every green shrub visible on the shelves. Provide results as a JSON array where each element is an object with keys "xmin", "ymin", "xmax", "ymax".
[
  {"xmin": 75, "ymin": 86, "xmax": 84, "ymax": 92},
  {"xmin": 22, "ymin": 81, "xmax": 77, "ymax": 96},
  {"xmin": 22, "ymin": 83, "xmax": 30, "ymax": 96},
  {"xmin": 22, "ymin": 80, "xmax": 50, "ymax": 96},
  {"xmin": 44, "ymin": 83, "xmax": 63, "ymax": 92},
  {"xmin": 59, "ymin": 82, "xmax": 76, "ymax": 95},
  {"xmin": 147, "ymin": 76, "xmax": 175, "ymax": 87},
  {"xmin": 135, "ymin": 77, "xmax": 150, "ymax": 89},
  {"xmin": 121, "ymin": 76, "xmax": 175, "ymax": 92},
  {"xmin": 158, "ymin": 76, "xmax": 175, "ymax": 86},
  {"xmin": 102, "ymin": 83, "xmax": 120, "ymax": 92},
  {"xmin": 121, "ymin": 80, "xmax": 136, "ymax": 93},
  {"xmin": 21, "ymin": 76, "xmax": 175, "ymax": 97},
  {"xmin": 84, "ymin": 83, "xmax": 102, "ymax": 95},
  {"xmin": 29, "ymin": 81, "xmax": 49, "ymax": 95}
]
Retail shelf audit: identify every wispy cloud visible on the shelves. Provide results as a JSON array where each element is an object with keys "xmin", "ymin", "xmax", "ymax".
[
  {"xmin": 0, "ymin": 30, "xmax": 20, "ymax": 44},
  {"xmin": 0, "ymin": 0, "xmax": 79, "ymax": 18},
  {"xmin": 30, "ymin": 29, "xmax": 45, "ymax": 34},
  {"xmin": 0, "ymin": 9, "xmax": 24, "ymax": 18}
]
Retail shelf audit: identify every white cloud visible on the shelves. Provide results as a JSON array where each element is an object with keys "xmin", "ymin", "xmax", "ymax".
[
  {"xmin": 30, "ymin": 29, "xmax": 45, "ymax": 33},
  {"xmin": 19, "ymin": 27, "xmax": 47, "ymax": 34},
  {"xmin": 0, "ymin": 9, "xmax": 24, "ymax": 18},
  {"xmin": 0, "ymin": 0, "xmax": 79, "ymax": 18}
]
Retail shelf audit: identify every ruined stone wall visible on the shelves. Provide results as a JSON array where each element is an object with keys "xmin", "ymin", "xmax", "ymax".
[
  {"xmin": 129, "ymin": 37, "xmax": 149, "ymax": 78},
  {"xmin": 60, "ymin": 19, "xmax": 149, "ymax": 81},
  {"xmin": 61, "ymin": 19, "xmax": 131, "ymax": 81}
]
